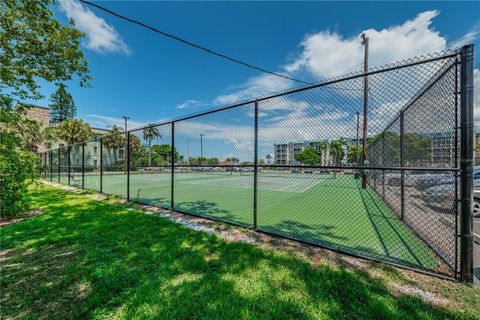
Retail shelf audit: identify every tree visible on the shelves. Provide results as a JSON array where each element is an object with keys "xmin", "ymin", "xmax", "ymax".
[
  {"xmin": 0, "ymin": 106, "xmax": 40, "ymax": 216},
  {"xmin": 151, "ymin": 144, "xmax": 180, "ymax": 165},
  {"xmin": 225, "ymin": 157, "xmax": 239, "ymax": 164},
  {"xmin": 0, "ymin": 0, "xmax": 90, "ymax": 108},
  {"xmin": 294, "ymin": 146, "xmax": 319, "ymax": 165},
  {"xmin": 143, "ymin": 125, "xmax": 161, "ymax": 166},
  {"xmin": 102, "ymin": 126, "xmax": 125, "ymax": 164},
  {"xmin": 330, "ymin": 138, "xmax": 347, "ymax": 165},
  {"xmin": 0, "ymin": 0, "xmax": 90, "ymax": 216},
  {"xmin": 206, "ymin": 157, "xmax": 219, "ymax": 165},
  {"xmin": 404, "ymin": 133, "xmax": 431, "ymax": 164},
  {"xmin": 347, "ymin": 145, "xmax": 363, "ymax": 164},
  {"xmin": 49, "ymin": 84, "xmax": 76, "ymax": 123},
  {"xmin": 57, "ymin": 119, "xmax": 93, "ymax": 145}
]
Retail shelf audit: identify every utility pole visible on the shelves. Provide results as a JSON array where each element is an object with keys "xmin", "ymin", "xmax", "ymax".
[
  {"xmin": 355, "ymin": 111, "xmax": 360, "ymax": 179},
  {"xmin": 360, "ymin": 33, "xmax": 369, "ymax": 189},
  {"xmin": 200, "ymin": 134, "xmax": 204, "ymax": 165}
]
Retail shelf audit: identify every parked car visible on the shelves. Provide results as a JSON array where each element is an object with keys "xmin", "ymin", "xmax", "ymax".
[
  {"xmin": 422, "ymin": 184, "xmax": 456, "ymax": 212},
  {"xmin": 416, "ymin": 175, "xmax": 456, "ymax": 191},
  {"xmin": 291, "ymin": 169, "xmax": 301, "ymax": 174},
  {"xmin": 303, "ymin": 169, "xmax": 313, "ymax": 174}
]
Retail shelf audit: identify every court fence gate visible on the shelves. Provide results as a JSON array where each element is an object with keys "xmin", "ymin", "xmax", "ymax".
[{"xmin": 39, "ymin": 45, "xmax": 475, "ymax": 282}]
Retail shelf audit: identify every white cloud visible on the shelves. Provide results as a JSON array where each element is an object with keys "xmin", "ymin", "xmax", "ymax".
[
  {"xmin": 58, "ymin": 0, "xmax": 130, "ymax": 54},
  {"xmin": 176, "ymin": 99, "xmax": 207, "ymax": 109},
  {"xmin": 215, "ymin": 74, "xmax": 291, "ymax": 105},
  {"xmin": 449, "ymin": 28, "xmax": 480, "ymax": 49},
  {"xmin": 286, "ymin": 10, "xmax": 445, "ymax": 79},
  {"xmin": 85, "ymin": 114, "xmax": 145, "ymax": 130}
]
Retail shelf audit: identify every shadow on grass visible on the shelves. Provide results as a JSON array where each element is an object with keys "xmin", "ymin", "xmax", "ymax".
[{"xmin": 0, "ymin": 185, "xmax": 475, "ymax": 319}]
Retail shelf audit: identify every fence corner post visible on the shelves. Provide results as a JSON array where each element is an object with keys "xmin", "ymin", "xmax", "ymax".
[{"xmin": 459, "ymin": 44, "xmax": 474, "ymax": 283}]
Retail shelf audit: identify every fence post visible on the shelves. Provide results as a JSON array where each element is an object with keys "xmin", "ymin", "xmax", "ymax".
[
  {"xmin": 382, "ymin": 134, "xmax": 385, "ymax": 199},
  {"xmin": 171, "ymin": 123, "xmax": 175, "ymax": 210},
  {"xmin": 82, "ymin": 143, "xmax": 85, "ymax": 189},
  {"xmin": 57, "ymin": 148, "xmax": 60, "ymax": 183},
  {"xmin": 400, "ymin": 111, "xmax": 405, "ymax": 220},
  {"xmin": 100, "ymin": 139, "xmax": 103, "ymax": 193},
  {"xmin": 43, "ymin": 152, "xmax": 47, "ymax": 179},
  {"xmin": 459, "ymin": 44, "xmax": 474, "ymax": 283},
  {"xmin": 127, "ymin": 132, "xmax": 130, "ymax": 201},
  {"xmin": 49, "ymin": 150, "xmax": 53, "ymax": 181},
  {"xmin": 253, "ymin": 100, "xmax": 259, "ymax": 229},
  {"xmin": 68, "ymin": 146, "xmax": 71, "ymax": 186}
]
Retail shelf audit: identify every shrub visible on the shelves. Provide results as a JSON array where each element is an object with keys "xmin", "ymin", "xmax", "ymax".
[{"xmin": 0, "ymin": 108, "xmax": 40, "ymax": 217}]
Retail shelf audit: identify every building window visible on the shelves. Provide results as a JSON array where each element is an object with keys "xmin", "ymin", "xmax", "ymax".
[
  {"xmin": 94, "ymin": 146, "xmax": 97, "ymax": 155},
  {"xmin": 94, "ymin": 160, "xmax": 97, "ymax": 167}
]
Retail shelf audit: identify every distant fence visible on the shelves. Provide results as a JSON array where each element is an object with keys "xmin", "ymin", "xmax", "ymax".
[{"xmin": 39, "ymin": 45, "xmax": 475, "ymax": 282}]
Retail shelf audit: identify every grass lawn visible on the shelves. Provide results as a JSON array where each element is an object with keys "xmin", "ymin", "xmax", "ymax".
[
  {"xmin": 1, "ymin": 183, "xmax": 479, "ymax": 319},
  {"xmin": 62, "ymin": 172, "xmax": 437, "ymax": 271}
]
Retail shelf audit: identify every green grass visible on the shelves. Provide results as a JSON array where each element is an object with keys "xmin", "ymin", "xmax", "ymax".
[
  {"xmin": 63, "ymin": 172, "xmax": 437, "ymax": 270},
  {"xmin": 1, "ymin": 184, "xmax": 479, "ymax": 319}
]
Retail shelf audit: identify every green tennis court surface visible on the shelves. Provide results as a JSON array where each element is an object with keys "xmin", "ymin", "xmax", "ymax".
[{"xmin": 69, "ymin": 171, "xmax": 437, "ymax": 270}]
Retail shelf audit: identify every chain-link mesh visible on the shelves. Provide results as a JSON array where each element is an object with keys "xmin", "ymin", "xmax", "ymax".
[
  {"xmin": 101, "ymin": 133, "xmax": 127, "ymax": 198},
  {"xmin": 40, "ymin": 49, "xmax": 472, "ymax": 278},
  {"xmin": 173, "ymin": 103, "xmax": 255, "ymax": 227},
  {"xmin": 129, "ymin": 124, "xmax": 172, "ymax": 207},
  {"xmin": 83, "ymin": 139, "xmax": 101, "ymax": 191}
]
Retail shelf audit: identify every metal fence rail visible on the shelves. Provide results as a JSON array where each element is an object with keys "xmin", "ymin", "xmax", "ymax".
[{"xmin": 39, "ymin": 45, "xmax": 475, "ymax": 282}]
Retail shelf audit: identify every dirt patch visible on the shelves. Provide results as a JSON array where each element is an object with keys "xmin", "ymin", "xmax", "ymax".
[{"xmin": 0, "ymin": 208, "xmax": 44, "ymax": 227}]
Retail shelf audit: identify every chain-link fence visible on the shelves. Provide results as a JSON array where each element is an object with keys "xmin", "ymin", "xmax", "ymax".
[{"xmin": 39, "ymin": 45, "xmax": 475, "ymax": 281}]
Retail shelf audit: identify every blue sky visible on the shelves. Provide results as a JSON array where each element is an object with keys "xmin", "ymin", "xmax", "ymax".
[
  {"xmin": 27, "ymin": 1, "xmax": 479, "ymax": 131},
  {"xmin": 24, "ymin": 1, "xmax": 480, "ymax": 161}
]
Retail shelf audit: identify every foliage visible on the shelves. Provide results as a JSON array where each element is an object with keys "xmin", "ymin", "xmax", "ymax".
[
  {"xmin": 102, "ymin": 126, "xmax": 125, "ymax": 163},
  {"xmin": 348, "ymin": 145, "xmax": 363, "ymax": 164},
  {"xmin": 143, "ymin": 125, "xmax": 161, "ymax": 166},
  {"xmin": 0, "ymin": 0, "xmax": 90, "ymax": 108},
  {"xmin": 57, "ymin": 119, "xmax": 93, "ymax": 145},
  {"xmin": 404, "ymin": 133, "xmax": 431, "ymax": 164},
  {"xmin": 225, "ymin": 157, "xmax": 240, "ymax": 164},
  {"xmin": 329, "ymin": 138, "xmax": 347, "ymax": 165},
  {"xmin": 294, "ymin": 146, "xmax": 319, "ymax": 165},
  {"xmin": 0, "ymin": 107, "xmax": 39, "ymax": 216},
  {"xmin": 49, "ymin": 84, "xmax": 76, "ymax": 123}
]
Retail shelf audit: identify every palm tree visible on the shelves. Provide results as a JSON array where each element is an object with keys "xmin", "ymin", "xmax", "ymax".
[
  {"xmin": 143, "ymin": 125, "xmax": 161, "ymax": 166},
  {"xmin": 57, "ymin": 119, "xmax": 93, "ymax": 145},
  {"xmin": 329, "ymin": 138, "xmax": 347, "ymax": 166},
  {"xmin": 103, "ymin": 125, "xmax": 125, "ymax": 164}
]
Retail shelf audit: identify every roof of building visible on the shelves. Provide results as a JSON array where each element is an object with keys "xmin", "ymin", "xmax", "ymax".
[{"xmin": 16, "ymin": 102, "xmax": 50, "ymax": 110}]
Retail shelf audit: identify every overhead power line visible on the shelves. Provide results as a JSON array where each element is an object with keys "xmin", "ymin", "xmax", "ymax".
[{"xmin": 79, "ymin": 0, "xmax": 313, "ymax": 85}]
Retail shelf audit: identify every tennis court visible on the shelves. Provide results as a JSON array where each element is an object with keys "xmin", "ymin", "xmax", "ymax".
[{"xmin": 76, "ymin": 171, "xmax": 437, "ymax": 270}]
